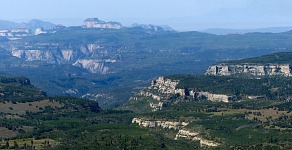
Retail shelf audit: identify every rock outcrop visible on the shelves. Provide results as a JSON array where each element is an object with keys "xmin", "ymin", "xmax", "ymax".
[
  {"xmin": 7, "ymin": 42, "xmax": 117, "ymax": 74},
  {"xmin": 196, "ymin": 92, "xmax": 236, "ymax": 103},
  {"xmin": 175, "ymin": 130, "xmax": 220, "ymax": 147},
  {"xmin": 73, "ymin": 59, "xmax": 109, "ymax": 74},
  {"xmin": 83, "ymin": 18, "xmax": 123, "ymax": 29},
  {"xmin": 12, "ymin": 49, "xmax": 56, "ymax": 63},
  {"xmin": 206, "ymin": 63, "xmax": 292, "ymax": 76},
  {"xmin": 132, "ymin": 118, "xmax": 220, "ymax": 147},
  {"xmin": 130, "ymin": 76, "xmax": 185, "ymax": 111},
  {"xmin": 0, "ymin": 28, "xmax": 32, "ymax": 40},
  {"xmin": 132, "ymin": 118, "xmax": 188, "ymax": 130},
  {"xmin": 129, "ymin": 76, "xmax": 235, "ymax": 111}
]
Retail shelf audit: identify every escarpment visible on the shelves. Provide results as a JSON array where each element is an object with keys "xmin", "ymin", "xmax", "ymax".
[
  {"xmin": 5, "ymin": 43, "xmax": 117, "ymax": 74},
  {"xmin": 132, "ymin": 118, "xmax": 188, "ymax": 130},
  {"xmin": 126, "ymin": 76, "xmax": 236, "ymax": 112},
  {"xmin": 132, "ymin": 118, "xmax": 220, "ymax": 147},
  {"xmin": 206, "ymin": 63, "xmax": 292, "ymax": 76}
]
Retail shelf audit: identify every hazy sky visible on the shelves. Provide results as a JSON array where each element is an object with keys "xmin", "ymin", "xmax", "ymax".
[{"xmin": 1, "ymin": 0, "xmax": 292, "ymax": 31}]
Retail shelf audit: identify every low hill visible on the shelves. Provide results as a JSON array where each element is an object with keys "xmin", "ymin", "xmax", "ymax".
[
  {"xmin": 0, "ymin": 77, "xmax": 100, "ymax": 143},
  {"xmin": 0, "ymin": 77, "xmax": 46, "ymax": 103}
]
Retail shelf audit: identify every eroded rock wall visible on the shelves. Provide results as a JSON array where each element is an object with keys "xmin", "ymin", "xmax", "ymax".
[{"xmin": 206, "ymin": 64, "xmax": 292, "ymax": 76}]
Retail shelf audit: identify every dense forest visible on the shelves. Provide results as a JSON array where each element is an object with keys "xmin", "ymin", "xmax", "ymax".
[{"xmin": 0, "ymin": 76, "xmax": 291, "ymax": 149}]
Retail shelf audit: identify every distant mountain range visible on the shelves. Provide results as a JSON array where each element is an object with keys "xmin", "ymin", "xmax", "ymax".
[
  {"xmin": 0, "ymin": 19, "xmax": 56, "ymax": 30},
  {"xmin": 0, "ymin": 18, "xmax": 173, "ymax": 32},
  {"xmin": 2, "ymin": 19, "xmax": 291, "ymax": 34},
  {"xmin": 202, "ymin": 27, "xmax": 292, "ymax": 35}
]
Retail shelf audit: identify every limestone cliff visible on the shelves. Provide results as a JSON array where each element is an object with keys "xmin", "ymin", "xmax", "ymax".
[
  {"xmin": 206, "ymin": 63, "xmax": 292, "ymax": 76},
  {"xmin": 8, "ymin": 43, "xmax": 117, "ymax": 74},
  {"xmin": 73, "ymin": 59, "xmax": 109, "ymax": 74},
  {"xmin": 132, "ymin": 118, "xmax": 220, "ymax": 147},
  {"xmin": 175, "ymin": 130, "xmax": 220, "ymax": 147},
  {"xmin": 83, "ymin": 18, "xmax": 123, "ymax": 29},
  {"xmin": 132, "ymin": 118, "xmax": 188, "ymax": 130},
  {"xmin": 12, "ymin": 49, "xmax": 56, "ymax": 63},
  {"xmin": 128, "ymin": 76, "xmax": 235, "ymax": 111}
]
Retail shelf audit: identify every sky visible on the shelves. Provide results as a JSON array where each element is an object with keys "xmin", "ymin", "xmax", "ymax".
[{"xmin": 1, "ymin": 0, "xmax": 292, "ymax": 31}]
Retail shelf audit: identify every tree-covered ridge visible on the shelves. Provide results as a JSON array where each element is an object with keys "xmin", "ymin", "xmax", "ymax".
[
  {"xmin": 0, "ymin": 77, "xmax": 31, "ymax": 86},
  {"xmin": 0, "ymin": 77, "xmax": 46, "ymax": 103},
  {"xmin": 0, "ymin": 77, "xmax": 199, "ymax": 149},
  {"xmin": 219, "ymin": 52, "xmax": 292, "ymax": 64},
  {"xmin": 166, "ymin": 74, "xmax": 292, "ymax": 100},
  {"xmin": 0, "ymin": 77, "xmax": 100, "ymax": 112}
]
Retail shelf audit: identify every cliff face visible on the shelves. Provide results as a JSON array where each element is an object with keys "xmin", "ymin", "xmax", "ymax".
[
  {"xmin": 206, "ymin": 64, "xmax": 292, "ymax": 76},
  {"xmin": 132, "ymin": 118, "xmax": 188, "ymax": 130},
  {"xmin": 175, "ymin": 130, "xmax": 220, "ymax": 147},
  {"xmin": 7, "ymin": 43, "xmax": 117, "ymax": 74},
  {"xmin": 12, "ymin": 49, "xmax": 57, "ymax": 63},
  {"xmin": 132, "ymin": 118, "xmax": 220, "ymax": 147},
  {"xmin": 129, "ymin": 76, "xmax": 185, "ymax": 111},
  {"xmin": 128, "ymin": 76, "xmax": 235, "ymax": 112},
  {"xmin": 73, "ymin": 59, "xmax": 109, "ymax": 74},
  {"xmin": 83, "ymin": 18, "xmax": 123, "ymax": 29}
]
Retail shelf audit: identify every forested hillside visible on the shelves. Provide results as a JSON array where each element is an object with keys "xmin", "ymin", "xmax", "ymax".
[{"xmin": 0, "ymin": 71, "xmax": 291, "ymax": 149}]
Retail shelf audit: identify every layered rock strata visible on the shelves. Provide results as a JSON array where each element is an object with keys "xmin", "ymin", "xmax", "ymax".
[
  {"xmin": 132, "ymin": 118, "xmax": 220, "ymax": 147},
  {"xmin": 206, "ymin": 64, "xmax": 292, "ymax": 76},
  {"xmin": 130, "ymin": 76, "xmax": 235, "ymax": 111}
]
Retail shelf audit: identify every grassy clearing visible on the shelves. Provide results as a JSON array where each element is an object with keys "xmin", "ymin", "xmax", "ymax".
[
  {"xmin": 212, "ymin": 107, "xmax": 291, "ymax": 123},
  {"xmin": 0, "ymin": 126, "xmax": 33, "ymax": 138},
  {"xmin": 212, "ymin": 108, "xmax": 249, "ymax": 116},
  {"xmin": 0, "ymin": 127, "xmax": 17, "ymax": 138},
  {"xmin": 245, "ymin": 108, "xmax": 292, "ymax": 122},
  {"xmin": 0, "ymin": 138, "xmax": 59, "ymax": 149},
  {"xmin": 0, "ymin": 100, "xmax": 63, "ymax": 115}
]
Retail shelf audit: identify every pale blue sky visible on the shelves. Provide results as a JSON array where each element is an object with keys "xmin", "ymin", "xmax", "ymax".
[{"xmin": 1, "ymin": 0, "xmax": 291, "ymax": 31}]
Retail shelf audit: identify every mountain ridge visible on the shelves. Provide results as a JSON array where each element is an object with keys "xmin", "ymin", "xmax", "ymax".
[
  {"xmin": 0, "ymin": 19, "xmax": 56, "ymax": 30},
  {"xmin": 1, "ymin": 27, "xmax": 292, "ymax": 107},
  {"xmin": 202, "ymin": 26, "xmax": 292, "ymax": 35}
]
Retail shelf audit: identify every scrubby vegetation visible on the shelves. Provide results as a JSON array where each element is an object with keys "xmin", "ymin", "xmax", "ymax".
[
  {"xmin": 0, "ymin": 76, "xmax": 291, "ymax": 149},
  {"xmin": 167, "ymin": 74, "xmax": 292, "ymax": 100},
  {"xmin": 222, "ymin": 52, "xmax": 292, "ymax": 64}
]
